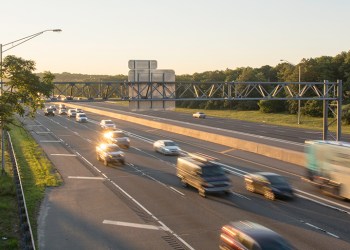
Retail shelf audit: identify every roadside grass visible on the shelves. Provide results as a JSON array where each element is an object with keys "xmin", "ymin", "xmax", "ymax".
[
  {"xmin": 175, "ymin": 108, "xmax": 350, "ymax": 135},
  {"xmin": 1, "ymin": 120, "xmax": 62, "ymax": 248},
  {"xmin": 0, "ymin": 147, "xmax": 20, "ymax": 250}
]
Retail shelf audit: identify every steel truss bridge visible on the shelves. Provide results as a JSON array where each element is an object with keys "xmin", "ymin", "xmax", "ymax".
[{"xmin": 52, "ymin": 80, "xmax": 343, "ymax": 140}]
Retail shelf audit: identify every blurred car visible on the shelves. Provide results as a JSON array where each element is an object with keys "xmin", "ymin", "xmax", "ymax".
[
  {"xmin": 44, "ymin": 107, "xmax": 55, "ymax": 116},
  {"xmin": 153, "ymin": 140, "xmax": 181, "ymax": 155},
  {"xmin": 67, "ymin": 109, "xmax": 77, "ymax": 117},
  {"xmin": 75, "ymin": 108, "xmax": 84, "ymax": 113},
  {"xmin": 244, "ymin": 172, "xmax": 294, "ymax": 200},
  {"xmin": 103, "ymin": 130, "xmax": 130, "ymax": 149},
  {"xmin": 100, "ymin": 119, "xmax": 116, "ymax": 130},
  {"xmin": 58, "ymin": 108, "xmax": 67, "ymax": 115},
  {"xmin": 58, "ymin": 103, "xmax": 66, "ymax": 109},
  {"xmin": 76, "ymin": 113, "xmax": 88, "ymax": 122},
  {"xmin": 66, "ymin": 96, "xmax": 73, "ymax": 100},
  {"xmin": 49, "ymin": 105, "xmax": 57, "ymax": 111},
  {"xmin": 193, "ymin": 112, "xmax": 206, "ymax": 118},
  {"xmin": 220, "ymin": 221, "xmax": 294, "ymax": 250},
  {"xmin": 96, "ymin": 143, "xmax": 125, "ymax": 166}
]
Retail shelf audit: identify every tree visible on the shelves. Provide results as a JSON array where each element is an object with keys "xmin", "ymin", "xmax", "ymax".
[{"xmin": 0, "ymin": 55, "xmax": 55, "ymax": 130}]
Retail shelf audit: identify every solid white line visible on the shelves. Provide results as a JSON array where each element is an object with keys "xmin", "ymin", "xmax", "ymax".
[
  {"xmin": 170, "ymin": 187, "xmax": 185, "ymax": 196},
  {"xmin": 68, "ymin": 176, "xmax": 105, "ymax": 180},
  {"xmin": 103, "ymin": 220, "xmax": 166, "ymax": 231},
  {"xmin": 50, "ymin": 154, "xmax": 76, "ymax": 156}
]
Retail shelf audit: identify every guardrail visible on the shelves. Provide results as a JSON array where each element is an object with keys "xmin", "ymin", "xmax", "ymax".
[{"xmin": 7, "ymin": 132, "xmax": 36, "ymax": 250}]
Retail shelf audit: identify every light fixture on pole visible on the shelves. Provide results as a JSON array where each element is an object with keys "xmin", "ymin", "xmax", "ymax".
[
  {"xmin": 1, "ymin": 29, "xmax": 62, "ymax": 175},
  {"xmin": 280, "ymin": 59, "xmax": 301, "ymax": 125}
]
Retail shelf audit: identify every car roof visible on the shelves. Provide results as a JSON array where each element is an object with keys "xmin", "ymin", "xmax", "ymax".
[{"xmin": 157, "ymin": 140, "xmax": 174, "ymax": 143}]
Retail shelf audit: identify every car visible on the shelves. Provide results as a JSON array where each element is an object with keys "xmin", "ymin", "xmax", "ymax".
[
  {"xmin": 220, "ymin": 221, "xmax": 294, "ymax": 250},
  {"xmin": 75, "ymin": 108, "xmax": 84, "ymax": 113},
  {"xmin": 193, "ymin": 112, "xmax": 206, "ymax": 118},
  {"xmin": 76, "ymin": 113, "xmax": 88, "ymax": 122},
  {"xmin": 103, "ymin": 130, "xmax": 130, "ymax": 149},
  {"xmin": 96, "ymin": 143, "xmax": 125, "ymax": 166},
  {"xmin": 49, "ymin": 105, "xmax": 57, "ymax": 111},
  {"xmin": 66, "ymin": 96, "xmax": 73, "ymax": 100},
  {"xmin": 153, "ymin": 140, "xmax": 181, "ymax": 155},
  {"xmin": 58, "ymin": 104, "xmax": 66, "ymax": 109},
  {"xmin": 244, "ymin": 172, "xmax": 294, "ymax": 200},
  {"xmin": 44, "ymin": 107, "xmax": 55, "ymax": 116},
  {"xmin": 67, "ymin": 109, "xmax": 77, "ymax": 117},
  {"xmin": 100, "ymin": 120, "xmax": 116, "ymax": 130},
  {"xmin": 58, "ymin": 108, "xmax": 67, "ymax": 115}
]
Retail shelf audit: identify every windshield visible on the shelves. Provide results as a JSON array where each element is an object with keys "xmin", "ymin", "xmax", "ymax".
[
  {"xmin": 105, "ymin": 121, "xmax": 114, "ymax": 124},
  {"xmin": 79, "ymin": 114, "xmax": 86, "ymax": 118},
  {"xmin": 201, "ymin": 164, "xmax": 224, "ymax": 177},
  {"xmin": 111, "ymin": 132, "xmax": 126, "ymax": 138},
  {"xmin": 164, "ymin": 141, "xmax": 177, "ymax": 147},
  {"xmin": 265, "ymin": 175, "xmax": 287, "ymax": 185}
]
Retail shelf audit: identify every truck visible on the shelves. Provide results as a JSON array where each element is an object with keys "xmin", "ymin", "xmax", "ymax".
[{"xmin": 305, "ymin": 140, "xmax": 350, "ymax": 199}]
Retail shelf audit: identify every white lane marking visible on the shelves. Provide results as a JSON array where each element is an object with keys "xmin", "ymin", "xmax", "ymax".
[
  {"xmin": 27, "ymin": 125, "xmax": 43, "ymax": 127},
  {"xmin": 103, "ymin": 220, "xmax": 166, "ymax": 231},
  {"xmin": 86, "ymin": 138, "xmax": 92, "ymax": 143},
  {"xmin": 295, "ymin": 189, "xmax": 350, "ymax": 212},
  {"xmin": 170, "ymin": 187, "xmax": 185, "ymax": 196},
  {"xmin": 36, "ymin": 131, "xmax": 52, "ymax": 134},
  {"xmin": 68, "ymin": 176, "xmax": 105, "ymax": 180},
  {"xmin": 231, "ymin": 191, "xmax": 251, "ymax": 200},
  {"xmin": 50, "ymin": 154, "xmax": 76, "ymax": 156},
  {"xmin": 39, "ymin": 140, "xmax": 61, "ymax": 143},
  {"xmin": 303, "ymin": 221, "xmax": 340, "ymax": 239}
]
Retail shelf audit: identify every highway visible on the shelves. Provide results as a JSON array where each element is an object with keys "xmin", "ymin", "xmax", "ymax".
[{"xmin": 25, "ymin": 103, "xmax": 350, "ymax": 250}]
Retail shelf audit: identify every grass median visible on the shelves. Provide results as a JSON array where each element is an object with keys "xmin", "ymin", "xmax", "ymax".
[{"xmin": 0, "ymin": 121, "xmax": 62, "ymax": 249}]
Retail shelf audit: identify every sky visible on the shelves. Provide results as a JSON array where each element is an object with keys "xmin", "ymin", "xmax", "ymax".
[{"xmin": 1, "ymin": 0, "xmax": 349, "ymax": 75}]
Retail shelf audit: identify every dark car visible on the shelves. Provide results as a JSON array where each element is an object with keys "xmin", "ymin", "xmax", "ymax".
[
  {"xmin": 244, "ymin": 172, "xmax": 294, "ymax": 200},
  {"xmin": 44, "ymin": 108, "xmax": 55, "ymax": 116},
  {"xmin": 96, "ymin": 143, "xmax": 125, "ymax": 166},
  {"xmin": 220, "ymin": 221, "xmax": 294, "ymax": 250}
]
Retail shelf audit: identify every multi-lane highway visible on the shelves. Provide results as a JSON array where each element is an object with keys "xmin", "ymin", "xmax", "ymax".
[{"xmin": 25, "ymin": 102, "xmax": 350, "ymax": 250}]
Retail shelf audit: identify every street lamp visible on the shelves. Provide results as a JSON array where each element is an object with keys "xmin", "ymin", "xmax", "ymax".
[
  {"xmin": 1, "ymin": 29, "xmax": 62, "ymax": 175},
  {"xmin": 280, "ymin": 59, "xmax": 301, "ymax": 125}
]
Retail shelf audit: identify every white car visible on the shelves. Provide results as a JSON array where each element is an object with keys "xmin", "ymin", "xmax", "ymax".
[
  {"xmin": 100, "ymin": 119, "xmax": 116, "ymax": 130},
  {"xmin": 67, "ymin": 109, "xmax": 77, "ymax": 117},
  {"xmin": 193, "ymin": 112, "xmax": 206, "ymax": 118},
  {"xmin": 58, "ymin": 108, "xmax": 67, "ymax": 115},
  {"xmin": 153, "ymin": 140, "xmax": 181, "ymax": 155},
  {"xmin": 103, "ymin": 130, "xmax": 130, "ymax": 149},
  {"xmin": 76, "ymin": 113, "xmax": 88, "ymax": 122}
]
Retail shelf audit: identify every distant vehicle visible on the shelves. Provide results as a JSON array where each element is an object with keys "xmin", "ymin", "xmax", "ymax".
[
  {"xmin": 220, "ymin": 221, "xmax": 294, "ymax": 250},
  {"xmin": 50, "ymin": 96, "xmax": 58, "ymax": 101},
  {"xmin": 58, "ymin": 108, "xmax": 67, "ymax": 115},
  {"xmin": 305, "ymin": 140, "xmax": 350, "ymax": 199},
  {"xmin": 96, "ymin": 143, "xmax": 125, "ymax": 166},
  {"xmin": 177, "ymin": 153, "xmax": 231, "ymax": 197},
  {"xmin": 49, "ymin": 105, "xmax": 57, "ymax": 111},
  {"xmin": 103, "ymin": 130, "xmax": 130, "ymax": 149},
  {"xmin": 100, "ymin": 120, "xmax": 116, "ymax": 130},
  {"xmin": 153, "ymin": 140, "xmax": 181, "ymax": 155},
  {"xmin": 44, "ymin": 108, "xmax": 55, "ymax": 116},
  {"xmin": 76, "ymin": 113, "xmax": 88, "ymax": 122},
  {"xmin": 58, "ymin": 103, "xmax": 66, "ymax": 109},
  {"xmin": 244, "ymin": 172, "xmax": 294, "ymax": 200},
  {"xmin": 66, "ymin": 96, "xmax": 73, "ymax": 100},
  {"xmin": 67, "ymin": 109, "xmax": 77, "ymax": 117},
  {"xmin": 75, "ymin": 108, "xmax": 84, "ymax": 113},
  {"xmin": 193, "ymin": 112, "xmax": 206, "ymax": 118}
]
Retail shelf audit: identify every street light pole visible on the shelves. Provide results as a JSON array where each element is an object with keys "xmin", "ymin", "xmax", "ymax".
[
  {"xmin": 1, "ymin": 29, "xmax": 62, "ymax": 175},
  {"xmin": 280, "ymin": 59, "xmax": 301, "ymax": 125}
]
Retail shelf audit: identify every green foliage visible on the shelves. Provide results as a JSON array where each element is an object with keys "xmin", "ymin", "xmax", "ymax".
[
  {"xmin": 302, "ymin": 100, "xmax": 323, "ymax": 117},
  {"xmin": 258, "ymin": 100, "xmax": 287, "ymax": 113},
  {"xmin": 342, "ymin": 104, "xmax": 350, "ymax": 125},
  {"xmin": 0, "ymin": 56, "xmax": 55, "ymax": 130}
]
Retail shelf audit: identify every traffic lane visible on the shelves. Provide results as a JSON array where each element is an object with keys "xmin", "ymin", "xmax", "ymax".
[
  {"xmin": 76, "ymin": 101, "xmax": 350, "ymax": 143},
  {"xmin": 25, "ymin": 117, "xmax": 183, "ymax": 250},
  {"xmin": 36, "ymin": 113, "xmax": 350, "ymax": 248}
]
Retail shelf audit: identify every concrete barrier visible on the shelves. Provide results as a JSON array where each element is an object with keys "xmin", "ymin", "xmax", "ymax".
[{"xmin": 65, "ymin": 103, "xmax": 305, "ymax": 167}]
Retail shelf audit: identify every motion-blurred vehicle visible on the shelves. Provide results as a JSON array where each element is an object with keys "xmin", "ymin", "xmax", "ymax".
[
  {"xmin": 244, "ymin": 172, "xmax": 294, "ymax": 200},
  {"xmin": 58, "ymin": 103, "xmax": 66, "ymax": 109},
  {"xmin": 192, "ymin": 112, "xmax": 206, "ymax": 118},
  {"xmin": 75, "ymin": 108, "xmax": 84, "ymax": 113},
  {"xmin": 76, "ymin": 113, "xmax": 88, "ymax": 122},
  {"xmin": 220, "ymin": 221, "xmax": 294, "ymax": 250},
  {"xmin": 67, "ymin": 109, "xmax": 77, "ymax": 117},
  {"xmin": 100, "ymin": 119, "xmax": 116, "ymax": 130},
  {"xmin": 153, "ymin": 140, "xmax": 181, "ymax": 155},
  {"xmin": 44, "ymin": 107, "xmax": 55, "ymax": 116},
  {"xmin": 96, "ymin": 143, "xmax": 125, "ymax": 166},
  {"xmin": 58, "ymin": 108, "xmax": 67, "ymax": 115},
  {"xmin": 103, "ymin": 130, "xmax": 130, "ymax": 149},
  {"xmin": 305, "ymin": 140, "xmax": 350, "ymax": 199},
  {"xmin": 177, "ymin": 153, "xmax": 231, "ymax": 197},
  {"xmin": 49, "ymin": 105, "xmax": 57, "ymax": 111}
]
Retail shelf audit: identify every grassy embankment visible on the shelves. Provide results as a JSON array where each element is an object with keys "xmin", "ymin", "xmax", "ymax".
[{"xmin": 0, "ymin": 121, "xmax": 62, "ymax": 249}]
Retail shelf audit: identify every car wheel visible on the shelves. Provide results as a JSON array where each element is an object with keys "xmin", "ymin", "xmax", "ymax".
[
  {"xmin": 245, "ymin": 182, "xmax": 255, "ymax": 193},
  {"xmin": 264, "ymin": 189, "xmax": 275, "ymax": 200},
  {"xmin": 104, "ymin": 159, "xmax": 108, "ymax": 166}
]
